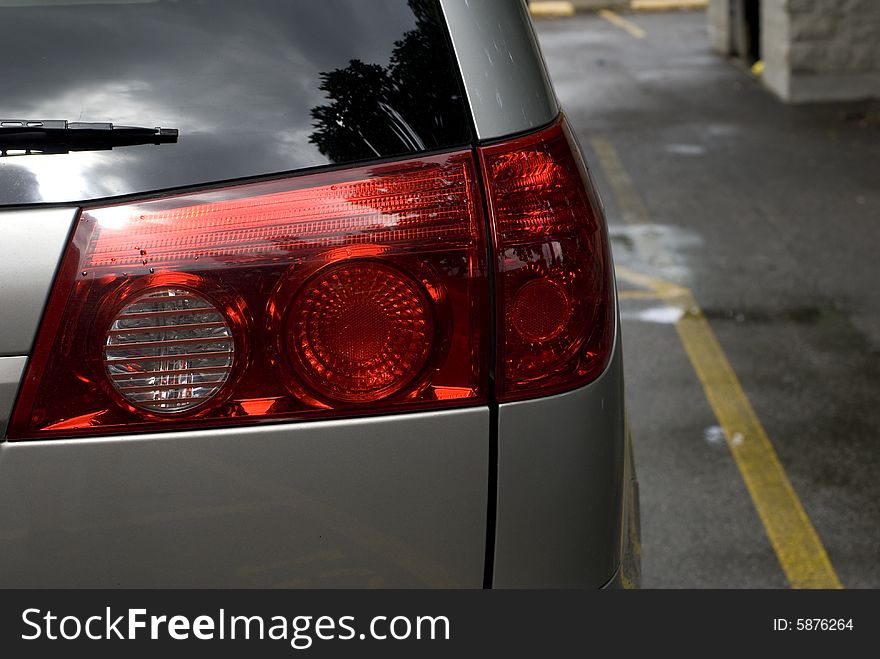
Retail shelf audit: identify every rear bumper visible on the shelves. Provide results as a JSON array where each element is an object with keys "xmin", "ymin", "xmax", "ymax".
[{"xmin": 601, "ymin": 429, "xmax": 642, "ymax": 590}]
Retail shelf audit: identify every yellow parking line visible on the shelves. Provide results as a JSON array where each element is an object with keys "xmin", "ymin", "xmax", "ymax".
[
  {"xmin": 674, "ymin": 295, "xmax": 842, "ymax": 589},
  {"xmin": 618, "ymin": 290, "xmax": 666, "ymax": 300},
  {"xmin": 615, "ymin": 265, "xmax": 685, "ymax": 297},
  {"xmin": 529, "ymin": 1, "xmax": 576, "ymax": 18},
  {"xmin": 598, "ymin": 9, "xmax": 647, "ymax": 39},
  {"xmin": 591, "ymin": 138, "xmax": 650, "ymax": 223},
  {"xmin": 597, "ymin": 142, "xmax": 842, "ymax": 588},
  {"xmin": 631, "ymin": 0, "xmax": 708, "ymax": 10}
]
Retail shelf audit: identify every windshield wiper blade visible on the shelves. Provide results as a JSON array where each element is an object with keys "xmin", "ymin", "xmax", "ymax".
[{"xmin": 0, "ymin": 119, "xmax": 178, "ymax": 156}]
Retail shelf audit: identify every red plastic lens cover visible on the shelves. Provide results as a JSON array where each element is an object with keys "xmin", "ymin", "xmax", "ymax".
[
  {"xmin": 8, "ymin": 151, "xmax": 488, "ymax": 438},
  {"xmin": 479, "ymin": 120, "xmax": 615, "ymax": 401},
  {"xmin": 9, "ymin": 118, "xmax": 615, "ymax": 439}
]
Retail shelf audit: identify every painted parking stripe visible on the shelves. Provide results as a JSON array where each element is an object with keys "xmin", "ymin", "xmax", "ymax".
[
  {"xmin": 631, "ymin": 0, "xmax": 708, "ymax": 10},
  {"xmin": 593, "ymin": 136, "xmax": 843, "ymax": 589},
  {"xmin": 673, "ymin": 291, "xmax": 843, "ymax": 589},
  {"xmin": 529, "ymin": 1, "xmax": 576, "ymax": 18},
  {"xmin": 598, "ymin": 9, "xmax": 647, "ymax": 39},
  {"xmin": 617, "ymin": 289, "xmax": 667, "ymax": 300}
]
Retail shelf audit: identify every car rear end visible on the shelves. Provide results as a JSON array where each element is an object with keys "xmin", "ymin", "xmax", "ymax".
[{"xmin": 0, "ymin": 0, "xmax": 638, "ymax": 588}]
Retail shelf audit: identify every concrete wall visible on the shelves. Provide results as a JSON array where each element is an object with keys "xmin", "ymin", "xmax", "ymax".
[
  {"xmin": 708, "ymin": 0, "xmax": 880, "ymax": 102},
  {"xmin": 708, "ymin": 0, "xmax": 732, "ymax": 53},
  {"xmin": 761, "ymin": 0, "xmax": 792, "ymax": 98},
  {"xmin": 783, "ymin": 0, "xmax": 880, "ymax": 102}
]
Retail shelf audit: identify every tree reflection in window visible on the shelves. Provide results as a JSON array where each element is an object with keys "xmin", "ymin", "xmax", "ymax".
[{"xmin": 309, "ymin": 0, "xmax": 471, "ymax": 163}]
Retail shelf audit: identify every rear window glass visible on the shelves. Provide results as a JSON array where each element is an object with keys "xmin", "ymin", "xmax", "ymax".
[{"xmin": 0, "ymin": 0, "xmax": 473, "ymax": 205}]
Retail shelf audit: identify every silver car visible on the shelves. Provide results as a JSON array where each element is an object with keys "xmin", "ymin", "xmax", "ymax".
[{"xmin": 0, "ymin": 0, "xmax": 638, "ymax": 588}]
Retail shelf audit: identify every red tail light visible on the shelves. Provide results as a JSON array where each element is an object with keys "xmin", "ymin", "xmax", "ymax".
[
  {"xmin": 8, "ymin": 118, "xmax": 613, "ymax": 439},
  {"xmin": 8, "ymin": 153, "xmax": 488, "ymax": 438},
  {"xmin": 280, "ymin": 260, "xmax": 437, "ymax": 403},
  {"xmin": 479, "ymin": 120, "xmax": 614, "ymax": 401}
]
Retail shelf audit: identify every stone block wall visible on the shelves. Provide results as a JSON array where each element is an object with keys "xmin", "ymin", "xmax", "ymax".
[{"xmin": 709, "ymin": 0, "xmax": 880, "ymax": 102}]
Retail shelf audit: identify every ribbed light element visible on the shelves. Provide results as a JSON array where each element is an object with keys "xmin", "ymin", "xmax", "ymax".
[
  {"xmin": 83, "ymin": 164, "xmax": 477, "ymax": 272},
  {"xmin": 104, "ymin": 288, "xmax": 234, "ymax": 413}
]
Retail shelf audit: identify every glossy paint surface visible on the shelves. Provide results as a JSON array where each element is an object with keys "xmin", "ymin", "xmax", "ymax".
[
  {"xmin": 0, "ymin": 357, "xmax": 27, "ymax": 437},
  {"xmin": 493, "ymin": 325, "xmax": 625, "ymax": 588},
  {"xmin": 0, "ymin": 207, "xmax": 77, "ymax": 355},
  {"xmin": 0, "ymin": 406, "xmax": 489, "ymax": 587},
  {"xmin": 439, "ymin": 0, "xmax": 559, "ymax": 139}
]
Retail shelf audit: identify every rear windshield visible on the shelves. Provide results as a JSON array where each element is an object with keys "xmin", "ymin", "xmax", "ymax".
[{"xmin": 0, "ymin": 0, "xmax": 473, "ymax": 205}]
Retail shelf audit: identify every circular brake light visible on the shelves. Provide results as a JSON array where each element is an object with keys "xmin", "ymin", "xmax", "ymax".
[
  {"xmin": 286, "ymin": 261, "xmax": 434, "ymax": 403},
  {"xmin": 103, "ymin": 287, "xmax": 235, "ymax": 414}
]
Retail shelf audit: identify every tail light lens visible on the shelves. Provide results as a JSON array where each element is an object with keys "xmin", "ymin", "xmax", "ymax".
[
  {"xmin": 103, "ymin": 286, "xmax": 238, "ymax": 414},
  {"xmin": 282, "ymin": 260, "xmax": 436, "ymax": 403},
  {"xmin": 8, "ymin": 118, "xmax": 613, "ymax": 439},
  {"xmin": 479, "ymin": 120, "xmax": 614, "ymax": 401},
  {"xmin": 8, "ymin": 152, "xmax": 488, "ymax": 438}
]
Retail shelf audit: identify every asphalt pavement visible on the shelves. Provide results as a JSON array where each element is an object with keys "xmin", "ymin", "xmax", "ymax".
[{"xmin": 533, "ymin": 9, "xmax": 880, "ymax": 588}]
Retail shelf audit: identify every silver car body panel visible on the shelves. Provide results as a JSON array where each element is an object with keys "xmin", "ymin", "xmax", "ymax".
[
  {"xmin": 0, "ymin": 207, "xmax": 77, "ymax": 356},
  {"xmin": 0, "ymin": 356, "xmax": 26, "ymax": 437},
  {"xmin": 0, "ymin": 407, "xmax": 489, "ymax": 587},
  {"xmin": 493, "ymin": 326, "xmax": 625, "ymax": 588},
  {"xmin": 438, "ymin": 0, "xmax": 559, "ymax": 140}
]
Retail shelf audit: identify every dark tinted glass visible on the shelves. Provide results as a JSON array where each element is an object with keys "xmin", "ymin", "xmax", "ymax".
[{"xmin": 0, "ymin": 0, "xmax": 473, "ymax": 205}]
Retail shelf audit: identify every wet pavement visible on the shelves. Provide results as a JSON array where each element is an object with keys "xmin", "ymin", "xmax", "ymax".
[{"xmin": 533, "ymin": 9, "xmax": 880, "ymax": 588}]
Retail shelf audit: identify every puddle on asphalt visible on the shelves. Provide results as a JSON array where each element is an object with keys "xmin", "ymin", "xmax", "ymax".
[
  {"xmin": 664, "ymin": 143, "xmax": 706, "ymax": 156},
  {"xmin": 609, "ymin": 222, "xmax": 702, "ymax": 285},
  {"xmin": 704, "ymin": 426, "xmax": 725, "ymax": 446},
  {"xmin": 620, "ymin": 306, "xmax": 684, "ymax": 324},
  {"xmin": 700, "ymin": 306, "xmax": 838, "ymax": 325},
  {"xmin": 706, "ymin": 123, "xmax": 740, "ymax": 138},
  {"xmin": 704, "ymin": 425, "xmax": 744, "ymax": 448}
]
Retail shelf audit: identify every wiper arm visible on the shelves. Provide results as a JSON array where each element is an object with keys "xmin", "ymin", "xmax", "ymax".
[{"xmin": 0, "ymin": 119, "xmax": 178, "ymax": 157}]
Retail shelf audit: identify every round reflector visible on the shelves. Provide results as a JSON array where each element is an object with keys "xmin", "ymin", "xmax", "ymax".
[
  {"xmin": 286, "ymin": 261, "xmax": 434, "ymax": 403},
  {"xmin": 103, "ymin": 287, "xmax": 235, "ymax": 414},
  {"xmin": 510, "ymin": 278, "xmax": 572, "ymax": 342}
]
